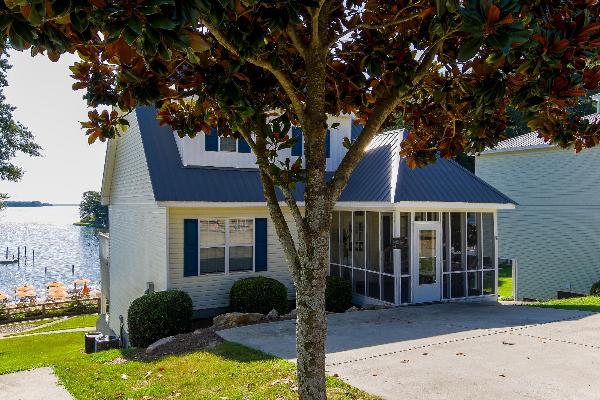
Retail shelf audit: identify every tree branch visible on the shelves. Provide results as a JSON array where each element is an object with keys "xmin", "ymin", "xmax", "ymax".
[
  {"xmin": 327, "ymin": 37, "xmax": 445, "ymax": 200},
  {"xmin": 333, "ymin": 4, "xmax": 425, "ymax": 45},
  {"xmin": 201, "ymin": 20, "xmax": 306, "ymax": 123}
]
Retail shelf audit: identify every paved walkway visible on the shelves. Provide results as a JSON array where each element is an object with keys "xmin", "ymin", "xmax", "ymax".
[
  {"xmin": 0, "ymin": 368, "xmax": 73, "ymax": 400},
  {"xmin": 218, "ymin": 302, "xmax": 600, "ymax": 400}
]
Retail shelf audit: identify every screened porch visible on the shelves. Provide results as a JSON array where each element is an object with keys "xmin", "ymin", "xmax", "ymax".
[{"xmin": 328, "ymin": 210, "xmax": 498, "ymax": 305}]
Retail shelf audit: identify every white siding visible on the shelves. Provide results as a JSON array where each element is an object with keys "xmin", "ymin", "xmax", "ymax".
[
  {"xmin": 476, "ymin": 147, "xmax": 600, "ymax": 299},
  {"xmin": 168, "ymin": 207, "xmax": 297, "ymax": 310},
  {"xmin": 174, "ymin": 115, "xmax": 353, "ymax": 172},
  {"xmin": 106, "ymin": 112, "xmax": 167, "ymax": 335}
]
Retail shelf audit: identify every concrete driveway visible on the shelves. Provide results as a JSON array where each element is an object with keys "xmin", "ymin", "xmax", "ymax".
[{"xmin": 218, "ymin": 302, "xmax": 600, "ymax": 400}]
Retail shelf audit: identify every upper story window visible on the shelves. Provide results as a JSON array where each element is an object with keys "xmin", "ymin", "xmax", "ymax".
[
  {"xmin": 205, "ymin": 127, "xmax": 251, "ymax": 153},
  {"xmin": 220, "ymin": 136, "xmax": 237, "ymax": 152}
]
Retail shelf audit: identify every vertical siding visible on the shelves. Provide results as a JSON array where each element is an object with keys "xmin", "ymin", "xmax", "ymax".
[
  {"xmin": 476, "ymin": 147, "xmax": 600, "ymax": 299},
  {"xmin": 106, "ymin": 112, "xmax": 167, "ymax": 335},
  {"xmin": 168, "ymin": 207, "xmax": 298, "ymax": 310}
]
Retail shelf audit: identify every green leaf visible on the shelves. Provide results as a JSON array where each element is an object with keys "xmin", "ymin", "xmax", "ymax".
[
  {"xmin": 147, "ymin": 15, "xmax": 177, "ymax": 30},
  {"xmin": 127, "ymin": 18, "xmax": 144, "ymax": 35},
  {"xmin": 458, "ymin": 36, "xmax": 483, "ymax": 61},
  {"xmin": 330, "ymin": 122, "xmax": 340, "ymax": 129},
  {"xmin": 122, "ymin": 26, "xmax": 139, "ymax": 45}
]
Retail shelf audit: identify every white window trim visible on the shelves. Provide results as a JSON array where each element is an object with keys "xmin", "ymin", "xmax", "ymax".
[
  {"xmin": 198, "ymin": 218, "xmax": 255, "ymax": 275},
  {"xmin": 218, "ymin": 136, "xmax": 238, "ymax": 153}
]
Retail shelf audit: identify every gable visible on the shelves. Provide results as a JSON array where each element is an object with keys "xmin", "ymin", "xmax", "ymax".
[{"xmin": 101, "ymin": 109, "xmax": 157, "ymax": 205}]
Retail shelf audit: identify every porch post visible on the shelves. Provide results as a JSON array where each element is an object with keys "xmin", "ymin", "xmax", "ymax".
[{"xmin": 393, "ymin": 210, "xmax": 402, "ymax": 304}]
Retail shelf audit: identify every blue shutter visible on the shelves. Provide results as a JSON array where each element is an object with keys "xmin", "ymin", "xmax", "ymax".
[
  {"xmin": 351, "ymin": 119, "xmax": 363, "ymax": 142},
  {"xmin": 205, "ymin": 127, "xmax": 218, "ymax": 151},
  {"xmin": 291, "ymin": 127, "xmax": 303, "ymax": 157},
  {"xmin": 238, "ymin": 137, "xmax": 251, "ymax": 153},
  {"xmin": 254, "ymin": 218, "xmax": 267, "ymax": 271},
  {"xmin": 325, "ymin": 129, "xmax": 331, "ymax": 158},
  {"xmin": 183, "ymin": 219, "xmax": 198, "ymax": 277}
]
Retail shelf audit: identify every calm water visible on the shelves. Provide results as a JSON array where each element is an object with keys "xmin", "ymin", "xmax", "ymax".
[{"xmin": 0, "ymin": 206, "xmax": 100, "ymax": 298}]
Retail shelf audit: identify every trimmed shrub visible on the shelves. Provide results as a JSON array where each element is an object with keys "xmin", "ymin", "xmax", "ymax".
[
  {"xmin": 325, "ymin": 276, "xmax": 352, "ymax": 312},
  {"xmin": 590, "ymin": 281, "xmax": 600, "ymax": 296},
  {"xmin": 230, "ymin": 277, "xmax": 288, "ymax": 315},
  {"xmin": 128, "ymin": 290, "xmax": 193, "ymax": 348}
]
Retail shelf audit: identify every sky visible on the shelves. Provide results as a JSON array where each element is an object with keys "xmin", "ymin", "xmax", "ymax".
[{"xmin": 0, "ymin": 50, "xmax": 107, "ymax": 204}]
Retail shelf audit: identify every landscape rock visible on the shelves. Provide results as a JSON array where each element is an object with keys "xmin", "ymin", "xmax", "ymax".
[
  {"xmin": 361, "ymin": 304, "xmax": 390, "ymax": 311},
  {"xmin": 212, "ymin": 312, "xmax": 264, "ymax": 330},
  {"xmin": 146, "ymin": 335, "xmax": 175, "ymax": 354},
  {"xmin": 266, "ymin": 309, "xmax": 279, "ymax": 320},
  {"xmin": 345, "ymin": 306, "xmax": 360, "ymax": 313},
  {"xmin": 281, "ymin": 309, "xmax": 297, "ymax": 319}
]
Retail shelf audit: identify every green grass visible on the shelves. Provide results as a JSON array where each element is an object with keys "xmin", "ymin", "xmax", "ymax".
[
  {"xmin": 0, "ymin": 332, "xmax": 377, "ymax": 400},
  {"xmin": 529, "ymin": 296, "xmax": 600, "ymax": 313},
  {"xmin": 498, "ymin": 265, "xmax": 513, "ymax": 299},
  {"xmin": 6, "ymin": 315, "xmax": 97, "ymax": 337}
]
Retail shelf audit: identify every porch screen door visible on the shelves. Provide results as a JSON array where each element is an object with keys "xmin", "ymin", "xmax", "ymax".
[{"xmin": 413, "ymin": 223, "xmax": 442, "ymax": 303}]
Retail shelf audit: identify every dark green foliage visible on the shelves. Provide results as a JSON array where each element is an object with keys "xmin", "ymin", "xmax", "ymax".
[
  {"xmin": 325, "ymin": 276, "xmax": 352, "ymax": 313},
  {"xmin": 127, "ymin": 290, "xmax": 193, "ymax": 348},
  {"xmin": 590, "ymin": 281, "xmax": 600, "ymax": 296},
  {"xmin": 79, "ymin": 190, "xmax": 109, "ymax": 227},
  {"xmin": 230, "ymin": 277, "xmax": 288, "ymax": 315}
]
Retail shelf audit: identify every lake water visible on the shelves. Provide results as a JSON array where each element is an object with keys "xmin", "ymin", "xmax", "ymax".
[{"xmin": 0, "ymin": 206, "xmax": 100, "ymax": 298}]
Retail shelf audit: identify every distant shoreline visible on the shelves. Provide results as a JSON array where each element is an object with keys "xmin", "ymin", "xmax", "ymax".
[{"xmin": 3, "ymin": 202, "xmax": 78, "ymax": 207}]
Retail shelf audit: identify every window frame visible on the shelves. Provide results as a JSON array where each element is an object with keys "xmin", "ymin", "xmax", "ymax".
[
  {"xmin": 196, "ymin": 218, "xmax": 256, "ymax": 276},
  {"xmin": 218, "ymin": 136, "xmax": 238, "ymax": 152}
]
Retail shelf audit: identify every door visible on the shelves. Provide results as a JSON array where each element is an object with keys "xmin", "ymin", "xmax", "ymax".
[{"xmin": 413, "ymin": 222, "xmax": 442, "ymax": 303}]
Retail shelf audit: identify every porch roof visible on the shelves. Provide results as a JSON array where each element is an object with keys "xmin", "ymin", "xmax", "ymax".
[{"xmin": 136, "ymin": 107, "xmax": 515, "ymax": 206}]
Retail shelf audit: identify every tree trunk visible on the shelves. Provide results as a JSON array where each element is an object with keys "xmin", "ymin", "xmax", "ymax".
[{"xmin": 295, "ymin": 231, "xmax": 329, "ymax": 400}]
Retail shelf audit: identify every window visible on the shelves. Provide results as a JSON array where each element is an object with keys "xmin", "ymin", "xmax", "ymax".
[
  {"xmin": 198, "ymin": 218, "xmax": 254, "ymax": 274},
  {"xmin": 329, "ymin": 210, "xmax": 397, "ymax": 304},
  {"xmin": 219, "ymin": 136, "xmax": 237, "ymax": 152},
  {"xmin": 229, "ymin": 219, "xmax": 253, "ymax": 272},
  {"xmin": 200, "ymin": 219, "xmax": 226, "ymax": 274},
  {"xmin": 442, "ymin": 212, "xmax": 496, "ymax": 299}
]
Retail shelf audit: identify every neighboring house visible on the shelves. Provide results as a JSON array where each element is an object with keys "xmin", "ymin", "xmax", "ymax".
[
  {"xmin": 99, "ymin": 106, "xmax": 515, "ymax": 340},
  {"xmin": 476, "ymin": 98, "xmax": 600, "ymax": 300}
]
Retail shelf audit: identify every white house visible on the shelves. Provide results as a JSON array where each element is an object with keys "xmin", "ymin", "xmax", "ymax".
[
  {"xmin": 99, "ymin": 106, "xmax": 515, "ymax": 339},
  {"xmin": 476, "ymin": 97, "xmax": 600, "ymax": 300}
]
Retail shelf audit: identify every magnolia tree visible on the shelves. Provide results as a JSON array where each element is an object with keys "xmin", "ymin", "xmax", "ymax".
[{"xmin": 2, "ymin": 0, "xmax": 599, "ymax": 397}]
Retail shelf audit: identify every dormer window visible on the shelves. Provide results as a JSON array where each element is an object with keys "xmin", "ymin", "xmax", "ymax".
[
  {"xmin": 220, "ymin": 136, "xmax": 237, "ymax": 152},
  {"xmin": 205, "ymin": 127, "xmax": 252, "ymax": 153}
]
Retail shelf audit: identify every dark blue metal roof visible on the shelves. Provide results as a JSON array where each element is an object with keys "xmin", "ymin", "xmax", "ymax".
[{"xmin": 136, "ymin": 107, "xmax": 514, "ymax": 205}]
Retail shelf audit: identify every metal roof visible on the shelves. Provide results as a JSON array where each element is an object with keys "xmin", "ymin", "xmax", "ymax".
[
  {"xmin": 136, "ymin": 107, "xmax": 514, "ymax": 205},
  {"xmin": 482, "ymin": 113, "xmax": 600, "ymax": 155}
]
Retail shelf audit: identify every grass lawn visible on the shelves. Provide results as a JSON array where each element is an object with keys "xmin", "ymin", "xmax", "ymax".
[
  {"xmin": 0, "ymin": 332, "xmax": 377, "ymax": 400},
  {"xmin": 498, "ymin": 265, "xmax": 513, "ymax": 299},
  {"xmin": 6, "ymin": 315, "xmax": 97, "ymax": 337},
  {"xmin": 529, "ymin": 296, "xmax": 600, "ymax": 313}
]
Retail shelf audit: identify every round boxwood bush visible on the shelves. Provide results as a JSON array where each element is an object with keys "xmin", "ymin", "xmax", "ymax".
[
  {"xmin": 326, "ymin": 276, "xmax": 352, "ymax": 312},
  {"xmin": 590, "ymin": 281, "xmax": 600, "ymax": 296},
  {"xmin": 230, "ymin": 277, "xmax": 288, "ymax": 315},
  {"xmin": 128, "ymin": 290, "xmax": 193, "ymax": 348}
]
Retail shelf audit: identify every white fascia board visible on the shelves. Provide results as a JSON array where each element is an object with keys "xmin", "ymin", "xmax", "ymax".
[
  {"xmin": 479, "ymin": 144, "xmax": 555, "ymax": 156},
  {"xmin": 100, "ymin": 139, "xmax": 118, "ymax": 206},
  {"xmin": 157, "ymin": 200, "xmax": 515, "ymax": 211},
  {"xmin": 393, "ymin": 201, "xmax": 516, "ymax": 210},
  {"xmin": 157, "ymin": 201, "xmax": 301, "ymax": 208}
]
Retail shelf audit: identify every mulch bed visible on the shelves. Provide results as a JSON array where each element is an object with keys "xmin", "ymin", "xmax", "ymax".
[{"xmin": 127, "ymin": 328, "xmax": 223, "ymax": 361}]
